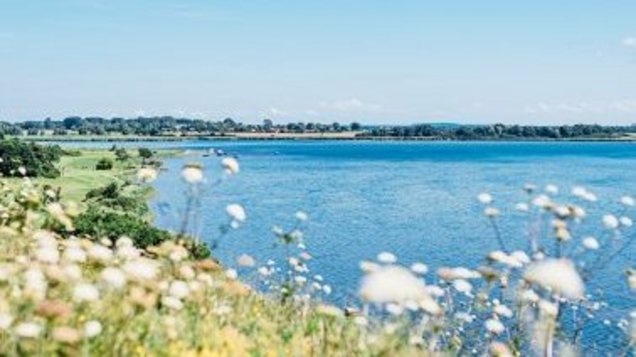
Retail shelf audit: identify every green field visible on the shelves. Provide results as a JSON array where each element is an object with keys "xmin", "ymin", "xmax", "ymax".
[{"xmin": 4, "ymin": 148, "xmax": 179, "ymax": 206}]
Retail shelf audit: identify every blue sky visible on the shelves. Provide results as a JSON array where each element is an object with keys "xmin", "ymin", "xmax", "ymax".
[{"xmin": 1, "ymin": 0, "xmax": 635, "ymax": 125}]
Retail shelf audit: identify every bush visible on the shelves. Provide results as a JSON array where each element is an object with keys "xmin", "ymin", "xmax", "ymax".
[
  {"xmin": 115, "ymin": 148, "xmax": 129, "ymax": 161},
  {"xmin": 138, "ymin": 147, "xmax": 153, "ymax": 160},
  {"xmin": 0, "ymin": 139, "xmax": 62, "ymax": 178},
  {"xmin": 84, "ymin": 182, "xmax": 148, "ymax": 216},
  {"xmin": 73, "ymin": 206, "xmax": 210, "ymax": 259},
  {"xmin": 95, "ymin": 157, "xmax": 114, "ymax": 170}
]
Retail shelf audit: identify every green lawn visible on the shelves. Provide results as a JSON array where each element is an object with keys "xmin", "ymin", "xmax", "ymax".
[{"xmin": 3, "ymin": 149, "xmax": 178, "ymax": 206}]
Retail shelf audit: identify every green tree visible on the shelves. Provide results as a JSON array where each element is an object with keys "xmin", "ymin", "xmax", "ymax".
[
  {"xmin": 95, "ymin": 158, "xmax": 114, "ymax": 170},
  {"xmin": 0, "ymin": 139, "xmax": 62, "ymax": 178},
  {"xmin": 138, "ymin": 148, "xmax": 153, "ymax": 163},
  {"xmin": 115, "ymin": 148, "xmax": 129, "ymax": 161}
]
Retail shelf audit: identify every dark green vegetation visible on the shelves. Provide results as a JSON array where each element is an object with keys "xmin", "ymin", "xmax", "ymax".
[
  {"xmin": 72, "ymin": 169, "xmax": 209, "ymax": 259},
  {"xmin": 360, "ymin": 123, "xmax": 636, "ymax": 140},
  {"xmin": 2, "ymin": 116, "xmax": 635, "ymax": 140},
  {"xmin": 1, "ymin": 116, "xmax": 360, "ymax": 136},
  {"xmin": 95, "ymin": 157, "xmax": 114, "ymax": 170},
  {"xmin": 0, "ymin": 139, "xmax": 63, "ymax": 178}
]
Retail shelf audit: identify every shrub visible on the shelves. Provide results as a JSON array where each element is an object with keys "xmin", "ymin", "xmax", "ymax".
[
  {"xmin": 84, "ymin": 182, "xmax": 148, "ymax": 216},
  {"xmin": 73, "ymin": 206, "xmax": 209, "ymax": 259},
  {"xmin": 115, "ymin": 148, "xmax": 129, "ymax": 161},
  {"xmin": 95, "ymin": 157, "xmax": 114, "ymax": 170},
  {"xmin": 0, "ymin": 139, "xmax": 62, "ymax": 178},
  {"xmin": 138, "ymin": 147, "xmax": 153, "ymax": 160}
]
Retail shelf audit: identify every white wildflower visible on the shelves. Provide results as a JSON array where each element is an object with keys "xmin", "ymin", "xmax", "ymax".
[
  {"xmin": 15, "ymin": 322, "xmax": 42, "ymax": 338},
  {"xmin": 554, "ymin": 205, "xmax": 570, "ymax": 218},
  {"xmin": 437, "ymin": 267, "xmax": 481, "ymax": 280},
  {"xmin": 620, "ymin": 196, "xmax": 635, "ymax": 207},
  {"xmin": 295, "ymin": 211, "xmax": 308, "ymax": 221},
  {"xmin": 484, "ymin": 207, "xmax": 500, "ymax": 217},
  {"xmin": 116, "ymin": 237, "xmax": 134, "ymax": 248},
  {"xmin": 212, "ymin": 304, "xmax": 233, "ymax": 316},
  {"xmin": 452, "ymin": 279, "xmax": 473, "ymax": 294},
  {"xmin": 620, "ymin": 216, "xmax": 633, "ymax": 227},
  {"xmin": 161, "ymin": 296, "xmax": 183, "ymax": 310},
  {"xmin": 532, "ymin": 195, "xmax": 552, "ymax": 208},
  {"xmin": 521, "ymin": 289, "xmax": 540, "ymax": 303},
  {"xmin": 34, "ymin": 230, "xmax": 57, "ymax": 248},
  {"xmin": 572, "ymin": 206, "xmax": 586, "ymax": 218},
  {"xmin": 100, "ymin": 267, "xmax": 127, "ymax": 289},
  {"xmin": 168, "ymin": 280, "xmax": 190, "ymax": 299},
  {"xmin": 225, "ymin": 269, "xmax": 238, "ymax": 280},
  {"xmin": 510, "ymin": 251, "xmax": 531, "ymax": 265},
  {"xmin": 257, "ymin": 267, "xmax": 271, "ymax": 276},
  {"xmin": 0, "ymin": 314, "xmax": 13, "ymax": 330},
  {"xmin": 494, "ymin": 304, "xmax": 513, "ymax": 318},
  {"xmin": 87, "ymin": 245, "xmax": 113, "ymax": 263},
  {"xmin": 137, "ymin": 167, "xmax": 157, "ymax": 183},
  {"xmin": 410, "ymin": 262, "xmax": 428, "ymax": 275},
  {"xmin": 83, "ymin": 320, "xmax": 102, "ymax": 338},
  {"xmin": 385, "ymin": 303, "xmax": 404, "ymax": 316},
  {"xmin": 23, "ymin": 268, "xmax": 47, "ymax": 299},
  {"xmin": 359, "ymin": 261, "xmax": 381, "ymax": 273},
  {"xmin": 73, "ymin": 283, "xmax": 100, "ymax": 302},
  {"xmin": 62, "ymin": 264, "xmax": 82, "ymax": 282},
  {"xmin": 545, "ymin": 184, "xmax": 559, "ymax": 195},
  {"xmin": 377, "ymin": 252, "xmax": 397, "ymax": 264},
  {"xmin": 489, "ymin": 251, "xmax": 523, "ymax": 268},
  {"xmin": 169, "ymin": 246, "xmax": 189, "ymax": 262},
  {"xmin": 237, "ymin": 254, "xmax": 255, "ymax": 267},
  {"xmin": 538, "ymin": 300, "xmax": 559, "ymax": 317},
  {"xmin": 323, "ymin": 285, "xmax": 332, "ymax": 295},
  {"xmin": 221, "ymin": 157, "xmax": 239, "ymax": 175},
  {"xmin": 122, "ymin": 259, "xmax": 159, "ymax": 281},
  {"xmin": 582, "ymin": 237, "xmax": 599, "ymax": 250},
  {"xmin": 359, "ymin": 265, "xmax": 429, "ymax": 304},
  {"xmin": 485, "ymin": 319, "xmax": 505, "ymax": 334},
  {"xmin": 602, "ymin": 214, "xmax": 619, "ymax": 230},
  {"xmin": 455, "ymin": 312, "xmax": 475, "ymax": 323},
  {"xmin": 35, "ymin": 247, "xmax": 60, "ymax": 264},
  {"xmin": 117, "ymin": 245, "xmax": 140, "ymax": 260},
  {"xmin": 425, "ymin": 285, "xmax": 445, "ymax": 297},
  {"xmin": 63, "ymin": 246, "xmax": 86, "ymax": 263},
  {"xmin": 226, "ymin": 204, "xmax": 246, "ymax": 222},
  {"xmin": 353, "ymin": 316, "xmax": 368, "ymax": 326},
  {"xmin": 181, "ymin": 164, "xmax": 204, "ymax": 184},
  {"xmin": 477, "ymin": 193, "xmax": 493, "ymax": 204},
  {"xmin": 524, "ymin": 259, "xmax": 584, "ymax": 300}
]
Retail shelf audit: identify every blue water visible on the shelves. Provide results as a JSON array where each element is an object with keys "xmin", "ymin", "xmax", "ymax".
[{"xmin": 56, "ymin": 140, "xmax": 636, "ymax": 352}]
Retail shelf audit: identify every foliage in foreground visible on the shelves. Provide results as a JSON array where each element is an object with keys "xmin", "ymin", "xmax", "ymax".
[{"xmin": 0, "ymin": 179, "xmax": 413, "ymax": 356}]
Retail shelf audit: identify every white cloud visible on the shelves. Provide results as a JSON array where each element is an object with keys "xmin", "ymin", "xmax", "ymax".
[
  {"xmin": 623, "ymin": 37, "xmax": 636, "ymax": 47},
  {"xmin": 320, "ymin": 98, "xmax": 381, "ymax": 112},
  {"xmin": 259, "ymin": 107, "xmax": 286, "ymax": 118},
  {"xmin": 525, "ymin": 99, "xmax": 636, "ymax": 115}
]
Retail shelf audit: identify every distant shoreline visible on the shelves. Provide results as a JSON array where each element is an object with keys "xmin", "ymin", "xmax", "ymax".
[{"xmin": 13, "ymin": 133, "xmax": 636, "ymax": 143}]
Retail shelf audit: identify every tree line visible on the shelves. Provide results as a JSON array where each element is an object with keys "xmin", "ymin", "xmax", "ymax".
[
  {"xmin": 0, "ymin": 116, "xmax": 634, "ymax": 139},
  {"xmin": 0, "ymin": 116, "xmax": 362, "ymax": 136},
  {"xmin": 360, "ymin": 123, "xmax": 636, "ymax": 140}
]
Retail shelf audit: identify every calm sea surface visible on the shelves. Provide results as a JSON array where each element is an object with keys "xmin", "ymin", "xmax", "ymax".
[{"xmin": 57, "ymin": 140, "xmax": 636, "ymax": 352}]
